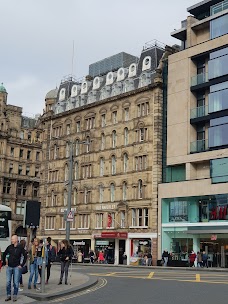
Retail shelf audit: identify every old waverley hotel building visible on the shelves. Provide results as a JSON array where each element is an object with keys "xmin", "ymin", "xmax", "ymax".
[
  {"xmin": 38, "ymin": 41, "xmax": 174, "ymax": 266},
  {"xmin": 158, "ymin": 0, "xmax": 228, "ymax": 267}
]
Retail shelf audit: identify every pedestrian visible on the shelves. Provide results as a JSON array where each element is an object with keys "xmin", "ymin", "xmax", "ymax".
[
  {"xmin": 89, "ymin": 249, "xmax": 95, "ymax": 264},
  {"xmin": 77, "ymin": 250, "xmax": 83, "ymax": 263},
  {"xmin": 189, "ymin": 251, "xmax": 197, "ymax": 267},
  {"xmin": 37, "ymin": 240, "xmax": 45, "ymax": 285},
  {"xmin": 98, "ymin": 251, "xmax": 105, "ymax": 264},
  {"xmin": 202, "ymin": 251, "xmax": 208, "ymax": 268},
  {"xmin": 28, "ymin": 238, "xmax": 40, "ymax": 290},
  {"xmin": 147, "ymin": 252, "xmax": 152, "ymax": 266},
  {"xmin": 3, "ymin": 234, "xmax": 27, "ymax": 302},
  {"xmin": 162, "ymin": 249, "xmax": 169, "ymax": 267},
  {"xmin": 197, "ymin": 252, "xmax": 202, "ymax": 267},
  {"xmin": 57, "ymin": 240, "xmax": 73, "ymax": 285},
  {"xmin": 46, "ymin": 237, "xmax": 56, "ymax": 284},
  {"xmin": 18, "ymin": 239, "xmax": 27, "ymax": 291}
]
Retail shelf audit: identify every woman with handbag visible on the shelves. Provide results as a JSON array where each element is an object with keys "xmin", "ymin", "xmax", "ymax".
[
  {"xmin": 28, "ymin": 238, "xmax": 41, "ymax": 290},
  {"xmin": 57, "ymin": 240, "xmax": 73, "ymax": 285}
]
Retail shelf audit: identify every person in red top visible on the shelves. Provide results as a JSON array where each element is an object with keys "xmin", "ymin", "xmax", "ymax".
[
  {"xmin": 189, "ymin": 251, "xmax": 197, "ymax": 267},
  {"xmin": 98, "ymin": 251, "xmax": 105, "ymax": 264}
]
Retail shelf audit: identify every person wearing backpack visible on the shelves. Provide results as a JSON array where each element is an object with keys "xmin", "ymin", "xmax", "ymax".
[{"xmin": 46, "ymin": 237, "xmax": 56, "ymax": 284}]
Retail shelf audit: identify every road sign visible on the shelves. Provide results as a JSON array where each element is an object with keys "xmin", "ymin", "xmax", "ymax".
[{"xmin": 66, "ymin": 210, "xmax": 74, "ymax": 222}]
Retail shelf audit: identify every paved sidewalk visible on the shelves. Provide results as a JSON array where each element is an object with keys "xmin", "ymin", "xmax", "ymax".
[{"xmin": 0, "ymin": 265, "xmax": 97, "ymax": 303}]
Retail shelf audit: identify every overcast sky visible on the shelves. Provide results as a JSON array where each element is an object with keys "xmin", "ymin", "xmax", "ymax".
[{"xmin": 0, "ymin": 0, "xmax": 199, "ymax": 116}]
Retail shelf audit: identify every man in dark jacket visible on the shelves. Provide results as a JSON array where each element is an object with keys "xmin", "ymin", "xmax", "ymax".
[
  {"xmin": 3, "ymin": 235, "xmax": 27, "ymax": 302},
  {"xmin": 46, "ymin": 237, "xmax": 56, "ymax": 284}
]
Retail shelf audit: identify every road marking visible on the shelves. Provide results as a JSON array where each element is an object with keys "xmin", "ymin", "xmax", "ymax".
[
  {"xmin": 148, "ymin": 272, "xmax": 154, "ymax": 279},
  {"xmin": 49, "ymin": 278, "xmax": 107, "ymax": 303},
  {"xmin": 106, "ymin": 272, "xmax": 116, "ymax": 276},
  {"xmin": 196, "ymin": 274, "xmax": 201, "ymax": 282}
]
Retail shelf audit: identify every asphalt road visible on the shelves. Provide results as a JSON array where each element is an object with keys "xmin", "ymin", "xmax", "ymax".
[{"xmin": 38, "ymin": 266, "xmax": 228, "ymax": 304}]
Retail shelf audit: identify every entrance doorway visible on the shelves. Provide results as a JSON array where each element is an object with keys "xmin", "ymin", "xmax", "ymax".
[
  {"xmin": 119, "ymin": 240, "xmax": 126, "ymax": 265},
  {"xmin": 200, "ymin": 239, "xmax": 228, "ymax": 268}
]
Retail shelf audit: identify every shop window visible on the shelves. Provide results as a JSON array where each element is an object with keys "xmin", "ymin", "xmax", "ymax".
[
  {"xmin": 211, "ymin": 157, "xmax": 228, "ymax": 183},
  {"xmin": 169, "ymin": 201, "xmax": 188, "ymax": 222},
  {"xmin": 166, "ymin": 165, "xmax": 186, "ymax": 182}
]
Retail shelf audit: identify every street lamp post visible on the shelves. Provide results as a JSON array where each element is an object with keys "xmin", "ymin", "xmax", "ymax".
[{"xmin": 66, "ymin": 141, "xmax": 74, "ymax": 241}]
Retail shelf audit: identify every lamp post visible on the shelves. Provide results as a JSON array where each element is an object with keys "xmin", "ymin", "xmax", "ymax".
[{"xmin": 52, "ymin": 137, "xmax": 90, "ymax": 241}]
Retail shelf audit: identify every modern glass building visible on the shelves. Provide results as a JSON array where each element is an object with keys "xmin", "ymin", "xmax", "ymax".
[{"xmin": 159, "ymin": 0, "xmax": 228, "ymax": 267}]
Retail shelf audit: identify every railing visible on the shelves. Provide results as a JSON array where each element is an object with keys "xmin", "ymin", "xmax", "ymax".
[
  {"xmin": 190, "ymin": 105, "xmax": 209, "ymax": 119},
  {"xmin": 190, "ymin": 139, "xmax": 208, "ymax": 153},
  {"xmin": 211, "ymin": 0, "xmax": 228, "ymax": 15},
  {"xmin": 191, "ymin": 72, "xmax": 208, "ymax": 86}
]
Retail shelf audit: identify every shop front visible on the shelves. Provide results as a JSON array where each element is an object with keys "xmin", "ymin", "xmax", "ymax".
[
  {"xmin": 128, "ymin": 233, "xmax": 156, "ymax": 266},
  {"xmin": 70, "ymin": 239, "xmax": 91, "ymax": 262},
  {"xmin": 95, "ymin": 232, "xmax": 128, "ymax": 265},
  {"xmin": 161, "ymin": 193, "xmax": 228, "ymax": 267}
]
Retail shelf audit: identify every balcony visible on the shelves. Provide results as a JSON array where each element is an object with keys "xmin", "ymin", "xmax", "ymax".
[
  {"xmin": 190, "ymin": 139, "xmax": 209, "ymax": 153},
  {"xmin": 190, "ymin": 105, "xmax": 209, "ymax": 119},
  {"xmin": 211, "ymin": 0, "xmax": 228, "ymax": 15},
  {"xmin": 191, "ymin": 72, "xmax": 208, "ymax": 87}
]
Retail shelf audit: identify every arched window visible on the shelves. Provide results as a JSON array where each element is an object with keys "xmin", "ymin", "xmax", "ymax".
[
  {"xmin": 110, "ymin": 183, "xmax": 115, "ymax": 202},
  {"xmin": 123, "ymin": 182, "xmax": 127, "ymax": 201},
  {"xmin": 101, "ymin": 133, "xmax": 105, "ymax": 150},
  {"xmin": 138, "ymin": 179, "xmax": 143, "ymax": 199},
  {"xmin": 75, "ymin": 161, "xmax": 79, "ymax": 180},
  {"xmin": 65, "ymin": 165, "xmax": 69, "ymax": 181},
  {"xmin": 100, "ymin": 158, "xmax": 104, "ymax": 176},
  {"xmin": 111, "ymin": 156, "xmax": 116, "ymax": 175},
  {"xmin": 123, "ymin": 153, "xmax": 128, "ymax": 173},
  {"xmin": 99, "ymin": 185, "xmax": 104, "ymax": 203},
  {"xmin": 112, "ymin": 130, "xmax": 117, "ymax": 148},
  {"xmin": 66, "ymin": 142, "xmax": 70, "ymax": 158},
  {"xmin": 64, "ymin": 190, "xmax": 67, "ymax": 206},
  {"xmin": 75, "ymin": 139, "xmax": 79, "ymax": 156},
  {"xmin": 86, "ymin": 136, "xmax": 90, "ymax": 153},
  {"xmin": 73, "ymin": 189, "xmax": 78, "ymax": 205},
  {"xmin": 124, "ymin": 128, "xmax": 128, "ymax": 146}
]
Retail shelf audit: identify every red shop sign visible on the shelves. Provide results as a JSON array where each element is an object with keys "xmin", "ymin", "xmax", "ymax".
[{"xmin": 101, "ymin": 232, "xmax": 128, "ymax": 239}]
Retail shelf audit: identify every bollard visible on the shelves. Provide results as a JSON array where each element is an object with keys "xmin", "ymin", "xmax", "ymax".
[{"xmin": 41, "ymin": 238, "xmax": 47, "ymax": 293}]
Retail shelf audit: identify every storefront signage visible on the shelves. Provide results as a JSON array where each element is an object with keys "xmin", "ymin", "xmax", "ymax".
[
  {"xmin": 73, "ymin": 241, "xmax": 85, "ymax": 246},
  {"xmin": 78, "ymin": 229, "xmax": 89, "ymax": 234},
  {"xmin": 211, "ymin": 235, "xmax": 217, "ymax": 241},
  {"xmin": 96, "ymin": 241, "xmax": 109, "ymax": 245},
  {"xmin": 60, "ymin": 208, "xmax": 76, "ymax": 213},
  {"xmin": 139, "ymin": 240, "xmax": 149, "ymax": 246},
  {"xmin": 101, "ymin": 232, "xmax": 128, "ymax": 239},
  {"xmin": 95, "ymin": 204, "xmax": 117, "ymax": 211}
]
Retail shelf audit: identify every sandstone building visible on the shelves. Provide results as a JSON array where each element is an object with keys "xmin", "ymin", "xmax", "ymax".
[{"xmin": 39, "ymin": 41, "xmax": 172, "ymax": 265}]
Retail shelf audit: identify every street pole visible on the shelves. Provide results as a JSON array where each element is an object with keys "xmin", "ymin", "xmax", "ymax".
[
  {"xmin": 66, "ymin": 141, "xmax": 73, "ymax": 241},
  {"xmin": 41, "ymin": 238, "xmax": 47, "ymax": 293}
]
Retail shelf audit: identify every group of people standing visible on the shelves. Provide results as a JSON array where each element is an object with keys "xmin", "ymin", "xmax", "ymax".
[
  {"xmin": 189, "ymin": 251, "xmax": 209, "ymax": 268},
  {"xmin": 1, "ymin": 235, "xmax": 74, "ymax": 302}
]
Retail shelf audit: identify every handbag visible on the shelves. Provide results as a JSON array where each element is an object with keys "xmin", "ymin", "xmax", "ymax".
[{"xmin": 21, "ymin": 265, "xmax": 28, "ymax": 274}]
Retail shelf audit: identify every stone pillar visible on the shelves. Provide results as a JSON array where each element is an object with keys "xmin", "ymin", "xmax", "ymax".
[
  {"xmin": 91, "ymin": 238, "xmax": 95, "ymax": 251},
  {"xmin": 193, "ymin": 235, "xmax": 200, "ymax": 253},
  {"xmin": 125, "ymin": 238, "xmax": 130, "ymax": 265},
  {"xmin": 115, "ymin": 239, "xmax": 119, "ymax": 265},
  {"xmin": 152, "ymin": 238, "xmax": 158, "ymax": 266}
]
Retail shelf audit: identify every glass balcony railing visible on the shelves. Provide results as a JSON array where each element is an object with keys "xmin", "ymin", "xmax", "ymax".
[
  {"xmin": 190, "ymin": 105, "xmax": 209, "ymax": 119},
  {"xmin": 211, "ymin": 0, "xmax": 228, "ymax": 15},
  {"xmin": 190, "ymin": 139, "xmax": 208, "ymax": 153},
  {"xmin": 191, "ymin": 72, "xmax": 208, "ymax": 87}
]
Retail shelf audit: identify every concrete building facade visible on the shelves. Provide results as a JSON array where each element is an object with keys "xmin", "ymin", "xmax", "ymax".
[{"xmin": 158, "ymin": 0, "xmax": 228, "ymax": 267}]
